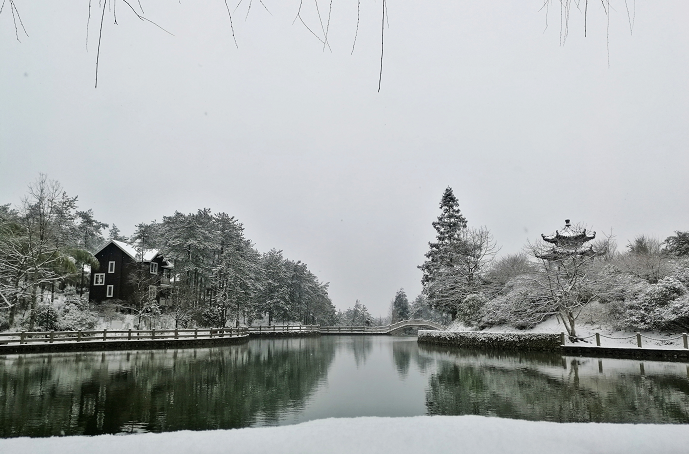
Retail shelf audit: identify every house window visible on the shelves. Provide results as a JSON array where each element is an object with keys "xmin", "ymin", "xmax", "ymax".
[
  {"xmin": 149, "ymin": 285, "xmax": 157, "ymax": 301},
  {"xmin": 94, "ymin": 273, "xmax": 105, "ymax": 285},
  {"xmin": 108, "ymin": 261, "xmax": 116, "ymax": 273},
  {"xmin": 150, "ymin": 262, "xmax": 158, "ymax": 275},
  {"xmin": 106, "ymin": 285, "xmax": 114, "ymax": 298}
]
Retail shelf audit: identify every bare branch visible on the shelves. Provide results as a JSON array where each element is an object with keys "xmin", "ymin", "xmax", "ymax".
[
  {"xmin": 224, "ymin": 0, "xmax": 239, "ymax": 48},
  {"xmin": 350, "ymin": 0, "xmax": 360, "ymax": 55},
  {"xmin": 95, "ymin": 0, "xmax": 107, "ymax": 88},
  {"xmin": 378, "ymin": 0, "xmax": 385, "ymax": 92}
]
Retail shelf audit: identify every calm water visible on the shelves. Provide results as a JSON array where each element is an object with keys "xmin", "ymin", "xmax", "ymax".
[{"xmin": 1, "ymin": 336, "xmax": 689, "ymax": 437}]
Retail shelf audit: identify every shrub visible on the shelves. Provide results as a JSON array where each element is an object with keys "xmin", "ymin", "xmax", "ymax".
[
  {"xmin": 622, "ymin": 277, "xmax": 687, "ymax": 330},
  {"xmin": 22, "ymin": 305, "xmax": 60, "ymax": 331},
  {"xmin": 457, "ymin": 293, "xmax": 487, "ymax": 326},
  {"xmin": 479, "ymin": 276, "xmax": 556, "ymax": 330},
  {"xmin": 59, "ymin": 302, "xmax": 98, "ymax": 331}
]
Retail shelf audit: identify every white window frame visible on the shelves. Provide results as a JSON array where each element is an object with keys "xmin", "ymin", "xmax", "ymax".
[
  {"xmin": 106, "ymin": 285, "xmax": 114, "ymax": 298},
  {"xmin": 148, "ymin": 285, "xmax": 157, "ymax": 300},
  {"xmin": 108, "ymin": 261, "xmax": 116, "ymax": 273},
  {"xmin": 150, "ymin": 262, "xmax": 158, "ymax": 275},
  {"xmin": 94, "ymin": 273, "xmax": 105, "ymax": 285}
]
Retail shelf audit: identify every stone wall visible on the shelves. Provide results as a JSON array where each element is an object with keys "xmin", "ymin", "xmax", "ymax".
[{"xmin": 417, "ymin": 330, "xmax": 562, "ymax": 352}]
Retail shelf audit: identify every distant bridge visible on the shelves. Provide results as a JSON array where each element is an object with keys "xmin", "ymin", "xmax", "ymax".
[{"xmin": 318, "ymin": 319, "xmax": 445, "ymax": 335}]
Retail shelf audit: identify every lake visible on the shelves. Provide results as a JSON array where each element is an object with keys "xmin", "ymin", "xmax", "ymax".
[{"xmin": 1, "ymin": 335, "xmax": 688, "ymax": 437}]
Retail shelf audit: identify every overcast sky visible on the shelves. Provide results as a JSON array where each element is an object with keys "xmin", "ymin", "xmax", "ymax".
[{"xmin": 1, "ymin": 1, "xmax": 688, "ymax": 316}]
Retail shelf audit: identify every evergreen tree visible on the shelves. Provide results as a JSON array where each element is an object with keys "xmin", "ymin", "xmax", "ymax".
[
  {"xmin": 419, "ymin": 187, "xmax": 469, "ymax": 320},
  {"xmin": 108, "ymin": 224, "xmax": 128, "ymax": 242},
  {"xmin": 419, "ymin": 188, "xmax": 497, "ymax": 323},
  {"xmin": 391, "ymin": 288, "xmax": 410, "ymax": 323},
  {"xmin": 76, "ymin": 209, "xmax": 109, "ymax": 253}
]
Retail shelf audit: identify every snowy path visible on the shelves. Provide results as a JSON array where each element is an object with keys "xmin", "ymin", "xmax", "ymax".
[{"xmin": 2, "ymin": 416, "xmax": 687, "ymax": 454}]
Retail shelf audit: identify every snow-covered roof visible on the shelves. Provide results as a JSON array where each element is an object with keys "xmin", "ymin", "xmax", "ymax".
[
  {"xmin": 109, "ymin": 239, "xmax": 159, "ymax": 262},
  {"xmin": 541, "ymin": 220, "xmax": 595, "ymax": 246}
]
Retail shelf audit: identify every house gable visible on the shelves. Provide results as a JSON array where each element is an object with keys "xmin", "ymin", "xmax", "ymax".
[{"xmin": 89, "ymin": 240, "xmax": 171, "ymax": 305}]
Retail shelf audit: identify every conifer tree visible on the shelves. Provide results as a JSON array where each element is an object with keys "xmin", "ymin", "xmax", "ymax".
[
  {"xmin": 391, "ymin": 288, "xmax": 410, "ymax": 323},
  {"xmin": 419, "ymin": 187, "xmax": 468, "ymax": 320}
]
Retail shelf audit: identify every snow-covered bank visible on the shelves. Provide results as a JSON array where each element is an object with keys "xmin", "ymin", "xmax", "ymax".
[
  {"xmin": 447, "ymin": 316, "xmax": 689, "ymax": 349},
  {"xmin": 2, "ymin": 416, "xmax": 688, "ymax": 454}
]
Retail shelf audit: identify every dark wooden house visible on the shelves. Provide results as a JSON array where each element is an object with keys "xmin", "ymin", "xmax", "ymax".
[{"xmin": 89, "ymin": 240, "xmax": 173, "ymax": 306}]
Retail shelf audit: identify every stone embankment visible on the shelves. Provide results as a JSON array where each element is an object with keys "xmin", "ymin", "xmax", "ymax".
[
  {"xmin": 418, "ymin": 330, "xmax": 689, "ymax": 361},
  {"xmin": 418, "ymin": 330, "xmax": 562, "ymax": 351}
]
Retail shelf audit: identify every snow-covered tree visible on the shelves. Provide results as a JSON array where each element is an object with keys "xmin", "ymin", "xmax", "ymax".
[
  {"xmin": 528, "ymin": 221, "xmax": 615, "ymax": 340},
  {"xmin": 108, "ymin": 224, "xmax": 128, "ymax": 242},
  {"xmin": 420, "ymin": 188, "xmax": 497, "ymax": 322},
  {"xmin": 338, "ymin": 300, "xmax": 372, "ymax": 326},
  {"xmin": 390, "ymin": 288, "xmax": 410, "ymax": 323},
  {"xmin": 665, "ymin": 231, "xmax": 689, "ymax": 257},
  {"xmin": 409, "ymin": 294, "xmax": 448, "ymax": 324},
  {"xmin": 0, "ymin": 175, "xmax": 87, "ymax": 328}
]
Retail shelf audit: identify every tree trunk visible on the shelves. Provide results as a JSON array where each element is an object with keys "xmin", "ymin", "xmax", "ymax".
[{"xmin": 29, "ymin": 285, "xmax": 38, "ymax": 330}]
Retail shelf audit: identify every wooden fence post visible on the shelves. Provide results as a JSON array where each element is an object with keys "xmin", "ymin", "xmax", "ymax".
[
  {"xmin": 50, "ymin": 331, "xmax": 54, "ymax": 343},
  {"xmin": 77, "ymin": 330, "xmax": 81, "ymax": 342},
  {"xmin": 636, "ymin": 333, "xmax": 642, "ymax": 348},
  {"xmin": 194, "ymin": 328, "xmax": 198, "ymax": 339},
  {"xmin": 103, "ymin": 329, "xmax": 107, "ymax": 341},
  {"xmin": 175, "ymin": 328, "xmax": 178, "ymax": 339},
  {"xmin": 152, "ymin": 328, "xmax": 156, "ymax": 340},
  {"xmin": 595, "ymin": 333, "xmax": 600, "ymax": 347},
  {"xmin": 128, "ymin": 329, "xmax": 132, "ymax": 340},
  {"xmin": 20, "ymin": 331, "xmax": 25, "ymax": 344},
  {"xmin": 683, "ymin": 333, "xmax": 688, "ymax": 349},
  {"xmin": 560, "ymin": 332, "xmax": 565, "ymax": 346}
]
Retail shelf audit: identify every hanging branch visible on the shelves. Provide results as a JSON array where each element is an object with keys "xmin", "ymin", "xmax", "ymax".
[
  {"xmin": 224, "ymin": 0, "xmax": 239, "ymax": 48},
  {"xmin": 351, "ymin": 0, "xmax": 360, "ymax": 54},
  {"xmin": 95, "ymin": 0, "xmax": 108, "ymax": 88},
  {"xmin": 378, "ymin": 0, "xmax": 386, "ymax": 92},
  {"xmin": 0, "ymin": 0, "xmax": 29, "ymax": 42}
]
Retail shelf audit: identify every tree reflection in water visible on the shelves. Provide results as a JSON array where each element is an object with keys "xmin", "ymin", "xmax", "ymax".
[
  {"xmin": 2, "ymin": 338, "xmax": 689, "ymax": 438},
  {"xmin": 419, "ymin": 344, "xmax": 689, "ymax": 423},
  {"xmin": 0, "ymin": 338, "xmax": 336, "ymax": 437}
]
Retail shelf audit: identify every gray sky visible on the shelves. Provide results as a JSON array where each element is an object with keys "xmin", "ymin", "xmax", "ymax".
[{"xmin": 1, "ymin": 1, "xmax": 688, "ymax": 317}]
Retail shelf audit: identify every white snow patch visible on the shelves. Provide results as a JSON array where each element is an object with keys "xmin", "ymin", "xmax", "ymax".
[{"xmin": 1, "ymin": 416, "xmax": 687, "ymax": 454}]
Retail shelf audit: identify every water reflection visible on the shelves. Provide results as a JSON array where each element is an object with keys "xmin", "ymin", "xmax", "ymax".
[
  {"xmin": 1, "ymin": 337, "xmax": 688, "ymax": 438},
  {"xmin": 345, "ymin": 336, "xmax": 373, "ymax": 367},
  {"xmin": 419, "ymin": 344, "xmax": 689, "ymax": 423},
  {"xmin": 0, "ymin": 338, "xmax": 335, "ymax": 437}
]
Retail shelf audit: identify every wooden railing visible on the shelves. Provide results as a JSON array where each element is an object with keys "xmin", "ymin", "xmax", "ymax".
[
  {"xmin": 0, "ymin": 320, "xmax": 446, "ymax": 346},
  {"xmin": 319, "ymin": 319, "xmax": 445, "ymax": 334},
  {"xmin": 0, "ymin": 327, "xmax": 248, "ymax": 345},
  {"xmin": 248, "ymin": 325, "xmax": 319, "ymax": 334}
]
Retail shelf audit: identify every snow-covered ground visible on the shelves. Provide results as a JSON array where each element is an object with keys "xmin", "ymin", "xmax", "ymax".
[
  {"xmin": 2, "ymin": 416, "xmax": 687, "ymax": 454},
  {"xmin": 447, "ymin": 316, "xmax": 688, "ymax": 349}
]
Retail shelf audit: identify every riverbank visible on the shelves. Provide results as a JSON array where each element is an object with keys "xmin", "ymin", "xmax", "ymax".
[
  {"xmin": 2, "ymin": 415, "xmax": 687, "ymax": 454},
  {"xmin": 447, "ymin": 316, "xmax": 688, "ymax": 349},
  {"xmin": 421, "ymin": 316, "xmax": 689, "ymax": 361}
]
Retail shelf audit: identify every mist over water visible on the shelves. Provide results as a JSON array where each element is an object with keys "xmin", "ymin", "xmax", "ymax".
[{"xmin": 1, "ymin": 336, "xmax": 688, "ymax": 437}]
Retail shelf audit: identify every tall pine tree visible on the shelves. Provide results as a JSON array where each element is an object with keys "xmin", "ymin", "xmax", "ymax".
[{"xmin": 419, "ymin": 187, "xmax": 469, "ymax": 321}]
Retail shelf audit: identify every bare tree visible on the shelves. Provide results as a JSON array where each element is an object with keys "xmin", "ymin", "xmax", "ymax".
[
  {"xmin": 527, "ymin": 221, "xmax": 615, "ymax": 340},
  {"xmin": 618, "ymin": 235, "xmax": 671, "ymax": 284},
  {"xmin": 0, "ymin": 175, "xmax": 83, "ymax": 328}
]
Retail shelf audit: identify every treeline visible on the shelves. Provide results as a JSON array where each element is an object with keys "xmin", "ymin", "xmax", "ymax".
[
  {"xmin": 131, "ymin": 208, "xmax": 336, "ymax": 327},
  {"xmin": 420, "ymin": 187, "xmax": 689, "ymax": 337},
  {"xmin": 0, "ymin": 175, "xmax": 336, "ymax": 330}
]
